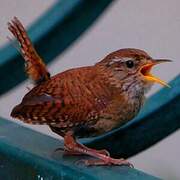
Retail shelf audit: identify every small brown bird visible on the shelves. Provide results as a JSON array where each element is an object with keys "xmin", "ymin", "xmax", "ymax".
[{"xmin": 8, "ymin": 17, "xmax": 171, "ymax": 166}]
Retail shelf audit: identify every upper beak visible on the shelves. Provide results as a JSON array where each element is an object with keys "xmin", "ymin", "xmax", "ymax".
[{"xmin": 140, "ymin": 59, "xmax": 172, "ymax": 87}]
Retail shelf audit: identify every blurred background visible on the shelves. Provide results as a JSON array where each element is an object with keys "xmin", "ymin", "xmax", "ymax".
[{"xmin": 0, "ymin": 0, "xmax": 179, "ymax": 179}]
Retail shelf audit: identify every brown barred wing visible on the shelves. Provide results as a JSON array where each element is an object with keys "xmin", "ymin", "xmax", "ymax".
[
  {"xmin": 11, "ymin": 66, "xmax": 113, "ymax": 134},
  {"xmin": 11, "ymin": 93, "xmax": 81, "ymax": 125},
  {"xmin": 10, "ymin": 92, "xmax": 103, "ymax": 127}
]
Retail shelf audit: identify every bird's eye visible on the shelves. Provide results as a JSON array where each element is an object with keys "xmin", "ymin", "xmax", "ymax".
[{"xmin": 126, "ymin": 60, "xmax": 134, "ymax": 68}]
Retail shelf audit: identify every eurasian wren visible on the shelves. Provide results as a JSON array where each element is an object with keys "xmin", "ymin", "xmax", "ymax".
[{"xmin": 9, "ymin": 17, "xmax": 171, "ymax": 166}]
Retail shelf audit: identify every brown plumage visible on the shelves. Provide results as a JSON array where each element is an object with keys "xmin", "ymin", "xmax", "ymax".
[
  {"xmin": 9, "ymin": 17, "xmax": 171, "ymax": 166},
  {"xmin": 7, "ymin": 17, "xmax": 50, "ymax": 84}
]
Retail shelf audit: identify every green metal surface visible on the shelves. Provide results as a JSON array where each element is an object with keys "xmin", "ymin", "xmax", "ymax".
[
  {"xmin": 0, "ymin": 0, "xmax": 115, "ymax": 95},
  {"xmin": 0, "ymin": 118, "xmax": 159, "ymax": 180}
]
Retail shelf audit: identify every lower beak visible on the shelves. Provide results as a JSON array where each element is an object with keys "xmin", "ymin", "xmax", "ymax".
[{"xmin": 140, "ymin": 59, "xmax": 172, "ymax": 87}]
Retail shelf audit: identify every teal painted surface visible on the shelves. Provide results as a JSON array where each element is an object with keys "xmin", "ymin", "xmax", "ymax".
[
  {"xmin": 0, "ymin": 118, "xmax": 159, "ymax": 179},
  {"xmin": 0, "ymin": 0, "xmax": 115, "ymax": 95}
]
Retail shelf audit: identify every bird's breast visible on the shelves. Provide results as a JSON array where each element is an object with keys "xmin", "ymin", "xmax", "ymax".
[{"xmin": 90, "ymin": 92, "xmax": 144, "ymax": 136}]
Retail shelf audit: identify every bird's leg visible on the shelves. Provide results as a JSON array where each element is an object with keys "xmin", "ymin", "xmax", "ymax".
[
  {"xmin": 56, "ymin": 147, "xmax": 109, "ymax": 156},
  {"xmin": 64, "ymin": 131, "xmax": 110, "ymax": 156},
  {"xmin": 64, "ymin": 146, "xmax": 110, "ymax": 156},
  {"xmin": 64, "ymin": 131, "xmax": 132, "ymax": 167}
]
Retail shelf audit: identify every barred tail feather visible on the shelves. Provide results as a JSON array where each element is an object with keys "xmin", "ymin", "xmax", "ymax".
[{"xmin": 7, "ymin": 17, "xmax": 50, "ymax": 84}]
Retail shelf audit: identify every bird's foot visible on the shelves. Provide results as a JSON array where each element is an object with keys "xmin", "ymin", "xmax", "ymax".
[
  {"xmin": 77, "ymin": 158, "xmax": 133, "ymax": 167},
  {"xmin": 64, "ymin": 131, "xmax": 133, "ymax": 167}
]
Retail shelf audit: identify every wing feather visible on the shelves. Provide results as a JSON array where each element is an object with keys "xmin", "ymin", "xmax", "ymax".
[{"xmin": 11, "ymin": 67, "xmax": 112, "ymax": 127}]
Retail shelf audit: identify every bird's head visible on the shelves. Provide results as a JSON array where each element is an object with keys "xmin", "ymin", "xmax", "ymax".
[{"xmin": 97, "ymin": 48, "xmax": 172, "ymax": 94}]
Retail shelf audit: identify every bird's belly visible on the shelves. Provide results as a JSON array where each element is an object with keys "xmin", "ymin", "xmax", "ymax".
[
  {"xmin": 50, "ymin": 96, "xmax": 143, "ymax": 138},
  {"xmin": 88, "ymin": 99, "xmax": 142, "ymax": 137}
]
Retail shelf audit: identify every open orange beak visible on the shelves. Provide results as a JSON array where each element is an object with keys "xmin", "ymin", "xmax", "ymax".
[{"xmin": 140, "ymin": 59, "xmax": 172, "ymax": 88}]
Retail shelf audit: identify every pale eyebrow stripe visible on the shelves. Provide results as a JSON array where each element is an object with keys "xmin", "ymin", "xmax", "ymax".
[{"xmin": 108, "ymin": 57, "xmax": 133, "ymax": 65}]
